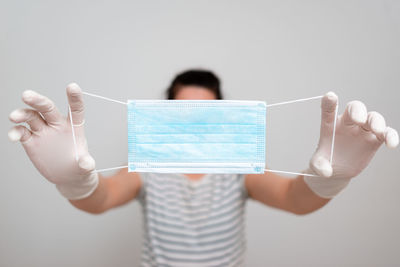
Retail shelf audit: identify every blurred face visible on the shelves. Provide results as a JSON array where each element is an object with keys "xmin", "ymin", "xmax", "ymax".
[{"xmin": 174, "ymin": 86, "xmax": 217, "ymax": 100}]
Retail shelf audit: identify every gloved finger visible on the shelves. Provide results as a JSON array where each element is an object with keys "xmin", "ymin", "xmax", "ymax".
[
  {"xmin": 342, "ymin": 101, "xmax": 368, "ymax": 127},
  {"xmin": 8, "ymin": 125, "xmax": 32, "ymax": 143},
  {"xmin": 319, "ymin": 92, "xmax": 338, "ymax": 137},
  {"xmin": 384, "ymin": 127, "xmax": 399, "ymax": 148},
  {"xmin": 78, "ymin": 154, "xmax": 96, "ymax": 173},
  {"xmin": 361, "ymin": 111, "xmax": 386, "ymax": 142},
  {"xmin": 66, "ymin": 83, "xmax": 85, "ymax": 126},
  {"xmin": 321, "ymin": 92, "xmax": 338, "ymax": 123},
  {"xmin": 309, "ymin": 155, "xmax": 333, "ymax": 178},
  {"xmin": 9, "ymin": 108, "xmax": 46, "ymax": 132},
  {"xmin": 22, "ymin": 90, "xmax": 63, "ymax": 126}
]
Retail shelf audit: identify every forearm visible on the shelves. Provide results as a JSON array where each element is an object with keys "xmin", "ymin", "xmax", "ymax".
[
  {"xmin": 69, "ymin": 169, "xmax": 141, "ymax": 214},
  {"xmin": 69, "ymin": 175, "xmax": 111, "ymax": 214},
  {"xmin": 287, "ymin": 175, "xmax": 332, "ymax": 215},
  {"xmin": 246, "ymin": 171, "xmax": 333, "ymax": 215}
]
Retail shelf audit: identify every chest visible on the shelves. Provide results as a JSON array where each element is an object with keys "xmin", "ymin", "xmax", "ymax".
[{"xmin": 142, "ymin": 175, "xmax": 246, "ymax": 229}]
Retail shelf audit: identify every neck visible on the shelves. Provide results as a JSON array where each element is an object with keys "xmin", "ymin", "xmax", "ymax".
[{"xmin": 184, "ymin": 173, "xmax": 206, "ymax": 181}]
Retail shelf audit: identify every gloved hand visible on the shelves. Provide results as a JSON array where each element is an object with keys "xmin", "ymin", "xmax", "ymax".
[
  {"xmin": 304, "ymin": 92, "xmax": 399, "ymax": 198},
  {"xmin": 8, "ymin": 83, "xmax": 99, "ymax": 200}
]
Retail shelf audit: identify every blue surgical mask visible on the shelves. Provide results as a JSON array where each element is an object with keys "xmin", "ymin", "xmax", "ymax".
[{"xmin": 127, "ymin": 100, "xmax": 266, "ymax": 174}]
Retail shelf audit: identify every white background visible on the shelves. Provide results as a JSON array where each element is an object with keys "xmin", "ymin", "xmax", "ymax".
[{"xmin": 1, "ymin": 0, "xmax": 399, "ymax": 266}]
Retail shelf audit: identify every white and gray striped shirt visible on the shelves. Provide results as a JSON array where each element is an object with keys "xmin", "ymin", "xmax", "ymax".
[{"xmin": 138, "ymin": 173, "xmax": 248, "ymax": 267}]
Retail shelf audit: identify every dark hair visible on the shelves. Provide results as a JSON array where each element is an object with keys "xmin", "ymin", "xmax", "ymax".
[{"xmin": 166, "ymin": 69, "xmax": 223, "ymax": 99}]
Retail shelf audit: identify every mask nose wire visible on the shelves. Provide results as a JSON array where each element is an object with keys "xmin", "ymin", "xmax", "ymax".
[
  {"xmin": 264, "ymin": 94, "xmax": 339, "ymax": 177},
  {"xmin": 70, "ymin": 92, "xmax": 338, "ymax": 175}
]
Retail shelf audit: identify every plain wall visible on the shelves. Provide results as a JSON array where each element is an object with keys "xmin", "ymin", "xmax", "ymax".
[{"xmin": 1, "ymin": 0, "xmax": 399, "ymax": 266}]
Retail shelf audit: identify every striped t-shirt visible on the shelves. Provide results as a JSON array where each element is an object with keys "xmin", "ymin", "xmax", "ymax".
[{"xmin": 138, "ymin": 173, "xmax": 248, "ymax": 267}]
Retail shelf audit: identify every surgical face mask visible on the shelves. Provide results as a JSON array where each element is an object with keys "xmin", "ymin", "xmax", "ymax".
[{"xmin": 127, "ymin": 100, "xmax": 266, "ymax": 174}]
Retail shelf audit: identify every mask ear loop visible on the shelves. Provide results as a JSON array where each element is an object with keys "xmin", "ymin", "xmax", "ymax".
[
  {"xmin": 69, "ymin": 92, "xmax": 129, "ymax": 173},
  {"xmin": 263, "ymin": 95, "xmax": 339, "ymax": 177},
  {"xmin": 68, "ymin": 106, "xmax": 80, "ymax": 162}
]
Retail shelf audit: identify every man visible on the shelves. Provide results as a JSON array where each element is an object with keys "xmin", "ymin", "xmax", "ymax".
[{"xmin": 8, "ymin": 70, "xmax": 399, "ymax": 266}]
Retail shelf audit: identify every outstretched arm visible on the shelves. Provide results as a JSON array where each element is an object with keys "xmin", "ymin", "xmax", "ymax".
[
  {"xmin": 70, "ymin": 168, "xmax": 141, "ymax": 214},
  {"xmin": 245, "ymin": 172, "xmax": 330, "ymax": 215},
  {"xmin": 246, "ymin": 92, "xmax": 398, "ymax": 214}
]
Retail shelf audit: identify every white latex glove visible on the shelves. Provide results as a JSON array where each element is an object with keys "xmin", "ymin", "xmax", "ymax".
[
  {"xmin": 304, "ymin": 92, "xmax": 399, "ymax": 199},
  {"xmin": 8, "ymin": 83, "xmax": 99, "ymax": 200}
]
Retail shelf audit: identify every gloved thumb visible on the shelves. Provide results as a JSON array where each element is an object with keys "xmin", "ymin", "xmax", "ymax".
[
  {"xmin": 77, "ymin": 154, "xmax": 96, "ymax": 173},
  {"xmin": 309, "ymin": 155, "xmax": 333, "ymax": 178},
  {"xmin": 319, "ymin": 92, "xmax": 338, "ymax": 140}
]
